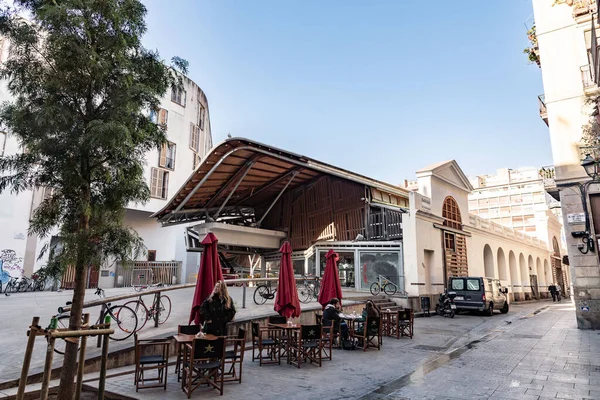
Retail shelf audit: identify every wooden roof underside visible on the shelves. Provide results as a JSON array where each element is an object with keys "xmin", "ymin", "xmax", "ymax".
[{"xmin": 153, "ymin": 138, "xmax": 409, "ymax": 226}]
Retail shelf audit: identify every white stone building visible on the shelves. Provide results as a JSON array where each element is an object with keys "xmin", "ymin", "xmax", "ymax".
[
  {"xmin": 0, "ymin": 36, "xmax": 213, "ymax": 287},
  {"xmin": 531, "ymin": 0, "xmax": 600, "ymax": 328}
]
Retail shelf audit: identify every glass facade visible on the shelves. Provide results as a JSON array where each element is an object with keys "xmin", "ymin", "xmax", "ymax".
[{"xmin": 358, "ymin": 251, "xmax": 402, "ymax": 291}]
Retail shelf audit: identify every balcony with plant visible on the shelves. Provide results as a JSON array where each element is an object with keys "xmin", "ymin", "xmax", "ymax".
[{"xmin": 523, "ymin": 25, "xmax": 540, "ymax": 67}]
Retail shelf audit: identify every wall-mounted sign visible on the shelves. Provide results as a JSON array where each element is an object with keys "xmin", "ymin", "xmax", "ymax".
[{"xmin": 567, "ymin": 213, "xmax": 586, "ymax": 224}]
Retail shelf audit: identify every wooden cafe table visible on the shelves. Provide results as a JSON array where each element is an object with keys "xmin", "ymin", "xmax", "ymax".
[{"xmin": 268, "ymin": 323, "xmax": 301, "ymax": 364}]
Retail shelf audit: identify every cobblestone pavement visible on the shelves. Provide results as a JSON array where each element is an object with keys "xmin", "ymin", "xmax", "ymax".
[
  {"xmin": 70, "ymin": 300, "xmax": 596, "ymax": 400},
  {"xmin": 0, "ymin": 285, "xmax": 367, "ymax": 384}
]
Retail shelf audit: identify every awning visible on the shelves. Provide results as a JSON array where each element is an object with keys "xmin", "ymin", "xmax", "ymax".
[{"xmin": 153, "ymin": 137, "xmax": 409, "ymax": 226}]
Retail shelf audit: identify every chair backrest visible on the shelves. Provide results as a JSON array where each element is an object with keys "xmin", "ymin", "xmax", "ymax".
[
  {"xmin": 301, "ymin": 324, "xmax": 321, "ymax": 341},
  {"xmin": 268, "ymin": 316, "xmax": 286, "ymax": 325},
  {"xmin": 251, "ymin": 322, "xmax": 260, "ymax": 339},
  {"xmin": 179, "ymin": 324, "xmax": 201, "ymax": 335},
  {"xmin": 366, "ymin": 317, "xmax": 381, "ymax": 334},
  {"xmin": 193, "ymin": 337, "xmax": 225, "ymax": 360},
  {"xmin": 315, "ymin": 313, "xmax": 322, "ymax": 324},
  {"xmin": 237, "ymin": 328, "xmax": 246, "ymax": 340},
  {"xmin": 398, "ymin": 310, "xmax": 410, "ymax": 321}
]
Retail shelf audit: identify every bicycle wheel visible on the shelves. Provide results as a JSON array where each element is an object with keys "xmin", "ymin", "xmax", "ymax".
[
  {"xmin": 383, "ymin": 282, "xmax": 397, "ymax": 296},
  {"xmin": 5, "ymin": 282, "xmax": 15, "ymax": 294},
  {"xmin": 157, "ymin": 295, "xmax": 171, "ymax": 325},
  {"xmin": 253, "ymin": 285, "xmax": 269, "ymax": 305},
  {"xmin": 370, "ymin": 282, "xmax": 381, "ymax": 296},
  {"xmin": 122, "ymin": 300, "xmax": 149, "ymax": 331},
  {"xmin": 106, "ymin": 305, "xmax": 137, "ymax": 341},
  {"xmin": 52, "ymin": 315, "xmax": 79, "ymax": 355},
  {"xmin": 298, "ymin": 285, "xmax": 311, "ymax": 304}
]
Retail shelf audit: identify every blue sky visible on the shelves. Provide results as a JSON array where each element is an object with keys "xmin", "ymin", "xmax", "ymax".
[{"xmin": 142, "ymin": 0, "xmax": 546, "ymax": 184}]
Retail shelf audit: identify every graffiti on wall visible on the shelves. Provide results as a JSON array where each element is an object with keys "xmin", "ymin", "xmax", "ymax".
[{"xmin": 0, "ymin": 249, "xmax": 24, "ymax": 280}]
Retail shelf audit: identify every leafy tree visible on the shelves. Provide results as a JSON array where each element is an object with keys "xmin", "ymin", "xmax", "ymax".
[{"xmin": 0, "ymin": 1, "xmax": 186, "ymax": 398}]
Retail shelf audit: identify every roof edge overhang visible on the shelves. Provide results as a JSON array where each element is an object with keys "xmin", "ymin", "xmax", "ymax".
[{"xmin": 153, "ymin": 137, "xmax": 410, "ymax": 226}]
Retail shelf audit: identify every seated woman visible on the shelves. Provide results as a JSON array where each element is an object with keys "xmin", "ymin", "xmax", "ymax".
[
  {"xmin": 322, "ymin": 298, "xmax": 349, "ymax": 341},
  {"xmin": 357, "ymin": 300, "xmax": 380, "ymax": 322}
]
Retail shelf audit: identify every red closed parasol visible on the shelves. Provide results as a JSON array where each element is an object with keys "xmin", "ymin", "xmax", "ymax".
[
  {"xmin": 189, "ymin": 233, "xmax": 224, "ymax": 325},
  {"xmin": 317, "ymin": 249, "xmax": 343, "ymax": 310},
  {"xmin": 274, "ymin": 241, "xmax": 301, "ymax": 318}
]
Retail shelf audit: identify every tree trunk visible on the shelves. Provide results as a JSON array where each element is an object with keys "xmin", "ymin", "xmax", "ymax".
[{"xmin": 57, "ymin": 213, "xmax": 90, "ymax": 400}]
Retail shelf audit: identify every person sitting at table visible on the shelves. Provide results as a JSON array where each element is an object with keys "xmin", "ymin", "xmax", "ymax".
[
  {"xmin": 357, "ymin": 300, "xmax": 380, "ymax": 322},
  {"xmin": 322, "ymin": 298, "xmax": 349, "ymax": 341},
  {"xmin": 200, "ymin": 281, "xmax": 236, "ymax": 336}
]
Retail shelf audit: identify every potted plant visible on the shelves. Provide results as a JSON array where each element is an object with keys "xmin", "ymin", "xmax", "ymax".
[{"xmin": 523, "ymin": 25, "xmax": 541, "ymax": 67}]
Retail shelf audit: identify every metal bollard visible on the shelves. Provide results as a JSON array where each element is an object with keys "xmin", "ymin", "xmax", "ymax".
[{"xmin": 242, "ymin": 282, "xmax": 246, "ymax": 309}]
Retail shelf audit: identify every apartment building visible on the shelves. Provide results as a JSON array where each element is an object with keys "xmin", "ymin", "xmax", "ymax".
[
  {"xmin": 532, "ymin": 0, "xmax": 600, "ymax": 329},
  {"xmin": 468, "ymin": 167, "xmax": 563, "ymax": 239},
  {"xmin": 0, "ymin": 35, "xmax": 213, "ymax": 287}
]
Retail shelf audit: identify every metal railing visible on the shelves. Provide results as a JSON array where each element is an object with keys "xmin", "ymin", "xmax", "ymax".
[
  {"xmin": 573, "ymin": 0, "xmax": 597, "ymax": 18},
  {"xmin": 539, "ymin": 165, "xmax": 556, "ymax": 187},
  {"xmin": 581, "ymin": 64, "xmax": 596, "ymax": 89},
  {"xmin": 538, "ymin": 94, "xmax": 547, "ymax": 116},
  {"xmin": 114, "ymin": 261, "xmax": 182, "ymax": 287}
]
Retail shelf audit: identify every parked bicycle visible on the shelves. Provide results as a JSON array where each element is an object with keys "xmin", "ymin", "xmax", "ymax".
[
  {"xmin": 123, "ymin": 283, "xmax": 172, "ymax": 331},
  {"xmin": 4, "ymin": 276, "xmax": 19, "ymax": 294},
  {"xmin": 298, "ymin": 275, "xmax": 320, "ymax": 304},
  {"xmin": 370, "ymin": 274, "xmax": 398, "ymax": 296},
  {"xmin": 16, "ymin": 276, "xmax": 34, "ymax": 292},
  {"xmin": 52, "ymin": 287, "xmax": 138, "ymax": 354},
  {"xmin": 253, "ymin": 280, "xmax": 277, "ymax": 305}
]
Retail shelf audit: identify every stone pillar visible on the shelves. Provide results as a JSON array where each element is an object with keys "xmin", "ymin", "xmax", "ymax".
[{"xmin": 560, "ymin": 189, "xmax": 600, "ymax": 329}]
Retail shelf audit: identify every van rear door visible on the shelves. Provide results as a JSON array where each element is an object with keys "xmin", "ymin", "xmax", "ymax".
[{"xmin": 449, "ymin": 278, "xmax": 468, "ymax": 305}]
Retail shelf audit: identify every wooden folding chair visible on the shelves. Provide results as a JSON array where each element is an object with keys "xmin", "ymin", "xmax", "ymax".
[
  {"xmin": 351, "ymin": 316, "xmax": 382, "ymax": 351},
  {"xmin": 290, "ymin": 324, "xmax": 322, "ymax": 369},
  {"xmin": 251, "ymin": 322, "xmax": 281, "ymax": 366},
  {"xmin": 398, "ymin": 308, "xmax": 414, "ymax": 339},
  {"xmin": 224, "ymin": 328, "xmax": 246, "ymax": 383},
  {"xmin": 176, "ymin": 325, "xmax": 201, "ymax": 381},
  {"xmin": 320, "ymin": 321, "xmax": 334, "ymax": 361},
  {"xmin": 134, "ymin": 334, "xmax": 170, "ymax": 391},
  {"xmin": 182, "ymin": 337, "xmax": 225, "ymax": 397}
]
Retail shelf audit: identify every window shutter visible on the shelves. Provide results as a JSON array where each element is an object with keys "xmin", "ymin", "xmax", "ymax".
[
  {"xmin": 162, "ymin": 172, "xmax": 169, "ymax": 199},
  {"xmin": 159, "ymin": 109, "xmax": 168, "ymax": 125},
  {"xmin": 159, "ymin": 144, "xmax": 167, "ymax": 167},
  {"xmin": 150, "ymin": 168, "xmax": 159, "ymax": 197}
]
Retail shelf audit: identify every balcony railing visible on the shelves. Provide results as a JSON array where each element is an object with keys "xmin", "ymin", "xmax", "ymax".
[
  {"xmin": 579, "ymin": 145, "xmax": 600, "ymax": 161},
  {"xmin": 573, "ymin": 0, "xmax": 597, "ymax": 18},
  {"xmin": 582, "ymin": 64, "xmax": 597, "ymax": 89},
  {"xmin": 538, "ymin": 94, "xmax": 547, "ymax": 117},
  {"xmin": 539, "ymin": 165, "xmax": 556, "ymax": 188}
]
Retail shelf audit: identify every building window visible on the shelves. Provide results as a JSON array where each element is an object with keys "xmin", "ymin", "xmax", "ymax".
[
  {"xmin": 193, "ymin": 153, "xmax": 201, "ymax": 170},
  {"xmin": 159, "ymin": 142, "xmax": 176, "ymax": 170},
  {"xmin": 442, "ymin": 196, "xmax": 462, "ymax": 230},
  {"xmin": 150, "ymin": 168, "xmax": 169, "ymax": 199},
  {"xmin": 444, "ymin": 232, "xmax": 456, "ymax": 252},
  {"xmin": 158, "ymin": 108, "xmax": 168, "ymax": 126},
  {"xmin": 189, "ymin": 123, "xmax": 199, "ymax": 152},
  {"xmin": 199, "ymin": 104, "xmax": 206, "ymax": 130},
  {"xmin": 0, "ymin": 131, "xmax": 6, "ymax": 157},
  {"xmin": 147, "ymin": 250, "xmax": 157, "ymax": 262},
  {"xmin": 171, "ymin": 86, "xmax": 186, "ymax": 106},
  {"xmin": 149, "ymin": 108, "xmax": 158, "ymax": 124}
]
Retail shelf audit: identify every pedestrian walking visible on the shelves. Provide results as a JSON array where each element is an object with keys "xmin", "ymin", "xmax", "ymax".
[
  {"xmin": 548, "ymin": 283, "xmax": 557, "ymax": 302},
  {"xmin": 556, "ymin": 284, "xmax": 562, "ymax": 302}
]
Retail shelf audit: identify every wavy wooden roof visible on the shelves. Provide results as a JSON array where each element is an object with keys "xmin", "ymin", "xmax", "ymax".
[{"xmin": 153, "ymin": 137, "xmax": 409, "ymax": 226}]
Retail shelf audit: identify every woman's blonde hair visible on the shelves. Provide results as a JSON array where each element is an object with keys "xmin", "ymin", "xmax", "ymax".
[{"xmin": 209, "ymin": 280, "xmax": 232, "ymax": 309}]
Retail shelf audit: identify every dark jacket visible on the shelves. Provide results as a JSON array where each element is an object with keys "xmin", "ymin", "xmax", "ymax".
[
  {"xmin": 200, "ymin": 295, "xmax": 236, "ymax": 336},
  {"xmin": 548, "ymin": 285, "xmax": 557, "ymax": 294},
  {"xmin": 322, "ymin": 304, "xmax": 341, "ymax": 331},
  {"xmin": 358, "ymin": 307, "xmax": 379, "ymax": 323}
]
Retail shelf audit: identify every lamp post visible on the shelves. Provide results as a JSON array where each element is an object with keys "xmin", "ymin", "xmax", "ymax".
[{"xmin": 575, "ymin": 154, "xmax": 599, "ymax": 254}]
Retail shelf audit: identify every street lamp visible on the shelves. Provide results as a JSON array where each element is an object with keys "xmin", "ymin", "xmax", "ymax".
[
  {"xmin": 582, "ymin": 154, "xmax": 599, "ymax": 180},
  {"xmin": 573, "ymin": 154, "xmax": 600, "ymax": 254}
]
